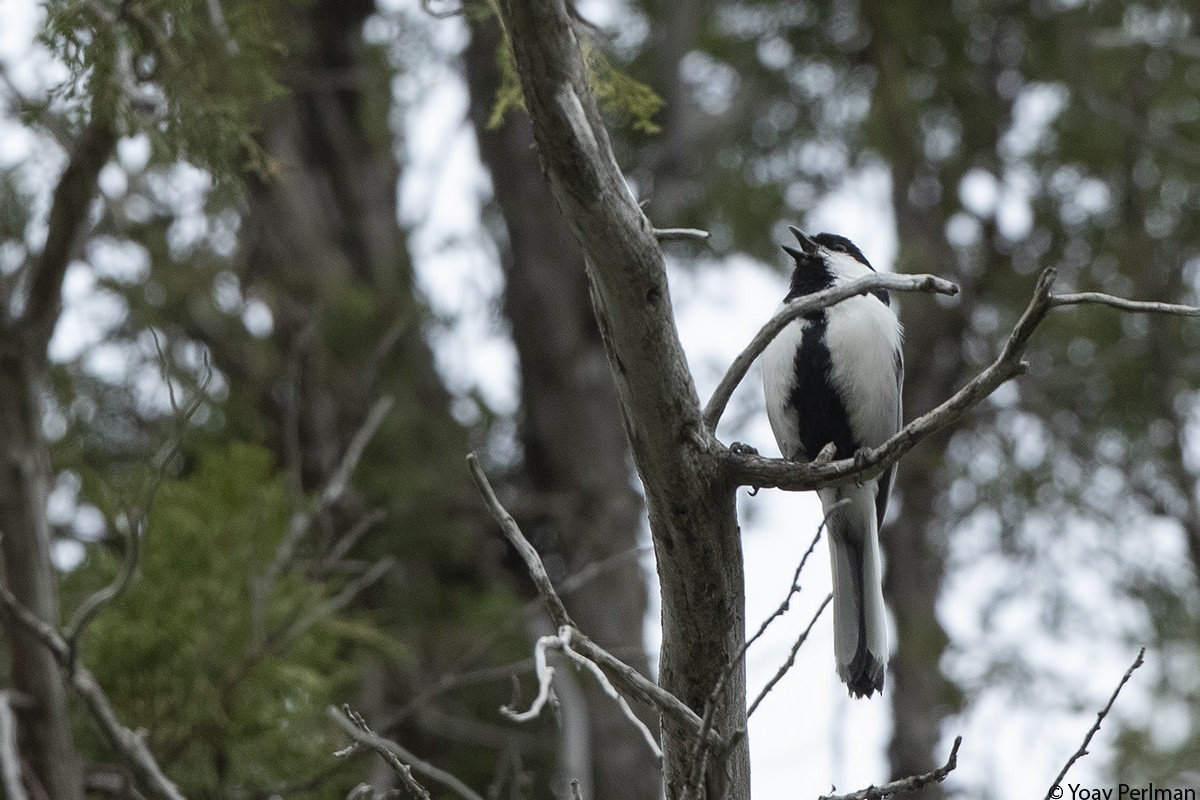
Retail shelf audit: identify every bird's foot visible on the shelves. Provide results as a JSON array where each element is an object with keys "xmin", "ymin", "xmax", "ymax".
[{"xmin": 852, "ymin": 448, "xmax": 872, "ymax": 485}]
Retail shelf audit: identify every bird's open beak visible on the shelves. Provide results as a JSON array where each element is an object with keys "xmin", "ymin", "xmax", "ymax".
[
  {"xmin": 789, "ymin": 226, "xmax": 819, "ymax": 254},
  {"xmin": 781, "ymin": 225, "xmax": 819, "ymax": 262}
]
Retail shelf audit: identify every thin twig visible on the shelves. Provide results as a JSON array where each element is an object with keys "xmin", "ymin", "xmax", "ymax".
[
  {"xmin": 499, "ymin": 633, "xmax": 559, "ymax": 723},
  {"xmin": 65, "ymin": 346, "xmax": 214, "ymax": 671},
  {"xmin": 256, "ymin": 396, "xmax": 395, "ymax": 640},
  {"xmin": 500, "ymin": 627, "xmax": 662, "ymax": 759},
  {"xmin": 555, "ymin": 628, "xmax": 662, "ymax": 760},
  {"xmin": 466, "ymin": 453, "xmax": 573, "ymax": 628},
  {"xmin": 703, "ymin": 272, "xmax": 959, "ymax": 432},
  {"xmin": 1049, "ymin": 293, "xmax": 1200, "ymax": 316},
  {"xmin": 1042, "ymin": 647, "xmax": 1146, "ymax": 800},
  {"xmin": 684, "ymin": 500, "xmax": 846, "ymax": 796},
  {"xmin": 329, "ymin": 705, "xmax": 485, "ymax": 800},
  {"xmin": 332, "ymin": 706, "xmax": 431, "ymax": 800},
  {"xmin": 654, "ymin": 228, "xmax": 711, "ymax": 242},
  {"xmin": 467, "ymin": 453, "xmax": 719, "ymax": 747},
  {"xmin": 820, "ymin": 735, "xmax": 962, "ymax": 800},
  {"xmin": 747, "ymin": 593, "xmax": 832, "ymax": 719}
]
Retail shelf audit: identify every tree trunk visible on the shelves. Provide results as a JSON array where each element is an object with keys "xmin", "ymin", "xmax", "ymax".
[
  {"xmin": 0, "ymin": 117, "xmax": 115, "ymax": 800},
  {"xmin": 463, "ymin": 18, "xmax": 661, "ymax": 800},
  {"xmin": 0, "ymin": 349, "xmax": 84, "ymax": 800},
  {"xmin": 493, "ymin": 2, "xmax": 750, "ymax": 795}
]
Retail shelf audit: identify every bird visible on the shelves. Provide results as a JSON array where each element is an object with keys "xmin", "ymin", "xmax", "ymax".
[{"xmin": 760, "ymin": 225, "xmax": 903, "ymax": 698}]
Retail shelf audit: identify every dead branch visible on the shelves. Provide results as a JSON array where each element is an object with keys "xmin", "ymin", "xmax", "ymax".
[
  {"xmin": 703, "ymin": 272, "xmax": 959, "ymax": 432},
  {"xmin": 501, "ymin": 627, "xmax": 662, "ymax": 759},
  {"xmin": 65, "ymin": 342, "xmax": 214, "ymax": 672},
  {"xmin": 0, "ymin": 576, "xmax": 186, "ymax": 800},
  {"xmin": 1042, "ymin": 647, "xmax": 1146, "ymax": 800},
  {"xmin": 820, "ymin": 736, "xmax": 962, "ymax": 800},
  {"xmin": 684, "ymin": 501, "xmax": 845, "ymax": 798},
  {"xmin": 654, "ymin": 228, "xmax": 711, "ymax": 242},
  {"xmin": 255, "ymin": 395, "xmax": 395, "ymax": 641},
  {"xmin": 466, "ymin": 454, "xmax": 721, "ymax": 749},
  {"xmin": 329, "ymin": 705, "xmax": 484, "ymax": 800},
  {"xmin": 746, "ymin": 593, "xmax": 831, "ymax": 719},
  {"xmin": 725, "ymin": 267, "xmax": 1200, "ymax": 492},
  {"xmin": 332, "ymin": 706, "xmax": 431, "ymax": 800}
]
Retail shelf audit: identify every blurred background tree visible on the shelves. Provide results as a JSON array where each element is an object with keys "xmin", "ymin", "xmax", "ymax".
[{"xmin": 0, "ymin": 0, "xmax": 1197, "ymax": 797}]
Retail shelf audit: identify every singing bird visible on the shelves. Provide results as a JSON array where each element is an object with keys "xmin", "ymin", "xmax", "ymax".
[{"xmin": 761, "ymin": 226, "xmax": 903, "ymax": 698}]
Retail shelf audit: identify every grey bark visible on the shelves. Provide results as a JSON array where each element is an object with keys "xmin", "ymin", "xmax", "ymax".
[
  {"xmin": 0, "ymin": 117, "xmax": 116, "ymax": 800},
  {"xmin": 493, "ymin": 2, "xmax": 749, "ymax": 795},
  {"xmin": 462, "ymin": 18, "xmax": 661, "ymax": 800}
]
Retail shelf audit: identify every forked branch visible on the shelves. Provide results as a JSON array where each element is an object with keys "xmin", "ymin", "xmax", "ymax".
[
  {"xmin": 466, "ymin": 454, "xmax": 720, "ymax": 749},
  {"xmin": 725, "ymin": 267, "xmax": 1200, "ymax": 492}
]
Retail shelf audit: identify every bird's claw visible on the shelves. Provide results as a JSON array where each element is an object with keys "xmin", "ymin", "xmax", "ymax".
[{"xmin": 852, "ymin": 449, "xmax": 872, "ymax": 485}]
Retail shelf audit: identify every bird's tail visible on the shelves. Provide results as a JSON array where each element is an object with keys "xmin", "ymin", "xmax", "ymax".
[{"xmin": 823, "ymin": 485, "xmax": 888, "ymax": 698}]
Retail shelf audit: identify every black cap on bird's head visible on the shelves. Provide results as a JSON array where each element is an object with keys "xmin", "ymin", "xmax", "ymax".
[{"xmin": 780, "ymin": 226, "xmax": 879, "ymax": 301}]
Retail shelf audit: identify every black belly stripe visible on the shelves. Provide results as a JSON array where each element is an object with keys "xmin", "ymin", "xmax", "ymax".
[{"xmin": 790, "ymin": 312, "xmax": 859, "ymax": 461}]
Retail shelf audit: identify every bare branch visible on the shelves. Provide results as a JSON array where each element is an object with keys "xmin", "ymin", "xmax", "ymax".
[
  {"xmin": 746, "ymin": 593, "xmax": 831, "ymax": 719},
  {"xmin": 703, "ymin": 272, "xmax": 959, "ymax": 432},
  {"xmin": 0, "ymin": 576, "xmax": 186, "ymax": 800},
  {"xmin": 467, "ymin": 453, "xmax": 719, "ymax": 748},
  {"xmin": 329, "ymin": 706, "xmax": 485, "ymax": 800},
  {"xmin": 819, "ymin": 736, "xmax": 962, "ymax": 800},
  {"xmin": 654, "ymin": 228, "xmax": 710, "ymax": 242},
  {"xmin": 0, "ymin": 691, "xmax": 30, "ymax": 800},
  {"xmin": 685, "ymin": 501, "xmax": 845, "ymax": 796},
  {"xmin": 503, "ymin": 627, "xmax": 662, "ymax": 759},
  {"xmin": 65, "ymin": 344, "xmax": 214, "ymax": 671},
  {"xmin": 1042, "ymin": 647, "xmax": 1146, "ymax": 800},
  {"xmin": 466, "ymin": 453, "xmax": 573, "ymax": 628},
  {"xmin": 256, "ymin": 395, "xmax": 395, "ymax": 639},
  {"xmin": 499, "ymin": 633, "xmax": 559, "ymax": 723},
  {"xmin": 1049, "ymin": 293, "xmax": 1200, "ymax": 316},
  {"xmin": 725, "ymin": 269, "xmax": 1200, "ymax": 491},
  {"xmin": 331, "ymin": 706, "xmax": 431, "ymax": 800}
]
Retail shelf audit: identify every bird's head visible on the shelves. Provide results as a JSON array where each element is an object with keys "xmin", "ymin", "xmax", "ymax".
[{"xmin": 781, "ymin": 226, "xmax": 876, "ymax": 299}]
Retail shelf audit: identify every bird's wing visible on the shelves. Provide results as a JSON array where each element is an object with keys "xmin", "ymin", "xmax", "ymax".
[{"xmin": 874, "ymin": 345, "xmax": 903, "ymax": 529}]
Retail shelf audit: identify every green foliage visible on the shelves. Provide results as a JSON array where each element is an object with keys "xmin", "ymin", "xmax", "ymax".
[
  {"xmin": 488, "ymin": 31, "xmax": 664, "ymax": 134},
  {"xmin": 61, "ymin": 444, "xmax": 376, "ymax": 797},
  {"xmin": 40, "ymin": 0, "xmax": 289, "ymax": 192}
]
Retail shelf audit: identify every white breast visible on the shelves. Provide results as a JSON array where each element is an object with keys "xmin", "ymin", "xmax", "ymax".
[
  {"xmin": 824, "ymin": 294, "xmax": 903, "ymax": 448},
  {"xmin": 761, "ymin": 314, "xmax": 806, "ymax": 459}
]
